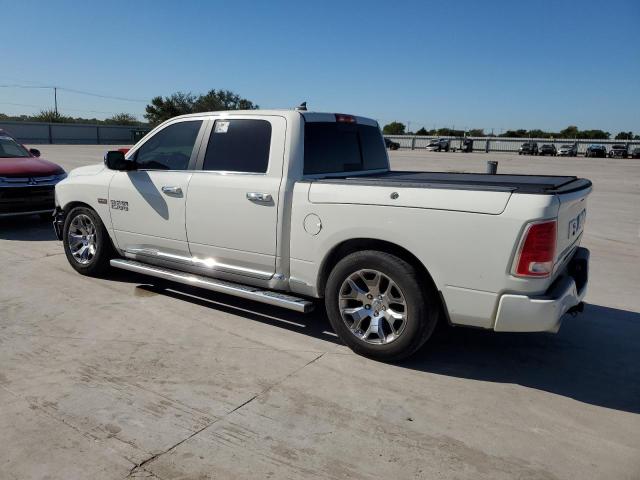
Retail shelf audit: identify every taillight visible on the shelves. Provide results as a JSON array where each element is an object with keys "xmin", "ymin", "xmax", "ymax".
[
  {"xmin": 513, "ymin": 220, "xmax": 557, "ymax": 277},
  {"xmin": 335, "ymin": 113, "xmax": 356, "ymax": 124}
]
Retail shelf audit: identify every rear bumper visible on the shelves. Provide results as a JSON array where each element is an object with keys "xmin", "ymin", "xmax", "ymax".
[{"xmin": 493, "ymin": 247, "xmax": 589, "ymax": 333}]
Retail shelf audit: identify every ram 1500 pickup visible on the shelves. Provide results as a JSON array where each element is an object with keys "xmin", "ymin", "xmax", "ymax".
[{"xmin": 54, "ymin": 110, "xmax": 591, "ymax": 360}]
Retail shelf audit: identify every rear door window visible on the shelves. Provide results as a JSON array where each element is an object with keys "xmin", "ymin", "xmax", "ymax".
[
  {"xmin": 202, "ymin": 119, "xmax": 272, "ymax": 173},
  {"xmin": 304, "ymin": 123, "xmax": 388, "ymax": 175}
]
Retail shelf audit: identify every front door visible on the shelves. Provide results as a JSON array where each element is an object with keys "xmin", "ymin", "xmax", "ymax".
[{"xmin": 110, "ymin": 119, "xmax": 205, "ymax": 259}]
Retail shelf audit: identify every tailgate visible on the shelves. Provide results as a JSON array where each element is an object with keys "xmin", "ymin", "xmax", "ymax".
[{"xmin": 555, "ymin": 186, "xmax": 591, "ymax": 266}]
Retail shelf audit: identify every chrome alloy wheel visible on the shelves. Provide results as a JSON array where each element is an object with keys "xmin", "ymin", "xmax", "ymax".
[
  {"xmin": 338, "ymin": 269, "xmax": 408, "ymax": 345},
  {"xmin": 67, "ymin": 214, "xmax": 97, "ymax": 265}
]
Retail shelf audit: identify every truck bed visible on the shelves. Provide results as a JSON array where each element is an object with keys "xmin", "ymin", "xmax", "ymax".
[{"xmin": 315, "ymin": 171, "xmax": 592, "ymax": 194}]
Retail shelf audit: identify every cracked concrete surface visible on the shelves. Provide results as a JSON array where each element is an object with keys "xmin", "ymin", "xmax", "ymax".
[{"xmin": 1, "ymin": 146, "xmax": 639, "ymax": 479}]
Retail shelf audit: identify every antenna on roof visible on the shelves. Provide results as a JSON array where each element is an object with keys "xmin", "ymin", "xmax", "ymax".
[{"xmin": 295, "ymin": 102, "xmax": 307, "ymax": 111}]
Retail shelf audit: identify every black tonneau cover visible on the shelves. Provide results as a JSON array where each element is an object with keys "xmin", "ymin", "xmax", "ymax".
[{"xmin": 315, "ymin": 171, "xmax": 592, "ymax": 194}]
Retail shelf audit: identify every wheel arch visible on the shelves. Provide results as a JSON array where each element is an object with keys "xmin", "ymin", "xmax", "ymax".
[
  {"xmin": 61, "ymin": 201, "xmax": 118, "ymax": 250},
  {"xmin": 317, "ymin": 238, "xmax": 441, "ymax": 301}
]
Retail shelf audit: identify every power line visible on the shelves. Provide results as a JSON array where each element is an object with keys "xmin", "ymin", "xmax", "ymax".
[
  {"xmin": 0, "ymin": 101, "xmax": 142, "ymax": 117},
  {"xmin": 0, "ymin": 84, "xmax": 148, "ymax": 103}
]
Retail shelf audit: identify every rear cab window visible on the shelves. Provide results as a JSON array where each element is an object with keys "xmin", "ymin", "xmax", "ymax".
[{"xmin": 304, "ymin": 119, "xmax": 388, "ymax": 175}]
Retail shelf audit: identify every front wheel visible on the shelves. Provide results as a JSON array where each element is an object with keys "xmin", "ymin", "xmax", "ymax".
[
  {"xmin": 325, "ymin": 251, "xmax": 439, "ymax": 361},
  {"xmin": 62, "ymin": 206, "xmax": 114, "ymax": 276}
]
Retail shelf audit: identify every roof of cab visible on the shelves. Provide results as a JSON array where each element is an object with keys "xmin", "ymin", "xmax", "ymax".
[{"xmin": 171, "ymin": 109, "xmax": 379, "ymax": 127}]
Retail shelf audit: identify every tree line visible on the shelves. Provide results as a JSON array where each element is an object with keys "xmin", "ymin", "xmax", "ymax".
[
  {"xmin": 2, "ymin": 88, "xmax": 637, "ymax": 140},
  {"xmin": 0, "ymin": 110, "xmax": 144, "ymax": 126},
  {"xmin": 382, "ymin": 121, "xmax": 639, "ymax": 140}
]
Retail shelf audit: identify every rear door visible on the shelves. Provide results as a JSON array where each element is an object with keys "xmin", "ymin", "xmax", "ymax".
[
  {"xmin": 109, "ymin": 119, "xmax": 205, "ymax": 258},
  {"xmin": 185, "ymin": 115, "xmax": 285, "ymax": 279}
]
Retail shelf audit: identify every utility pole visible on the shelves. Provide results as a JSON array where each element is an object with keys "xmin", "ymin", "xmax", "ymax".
[{"xmin": 54, "ymin": 87, "xmax": 58, "ymax": 115}]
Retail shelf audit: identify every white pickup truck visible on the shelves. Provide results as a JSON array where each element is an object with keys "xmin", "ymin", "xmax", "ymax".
[{"xmin": 54, "ymin": 109, "xmax": 591, "ymax": 360}]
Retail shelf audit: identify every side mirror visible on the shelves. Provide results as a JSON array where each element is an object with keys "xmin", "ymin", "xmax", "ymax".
[
  {"xmin": 104, "ymin": 150, "xmax": 136, "ymax": 171},
  {"xmin": 29, "ymin": 148, "xmax": 41, "ymax": 157}
]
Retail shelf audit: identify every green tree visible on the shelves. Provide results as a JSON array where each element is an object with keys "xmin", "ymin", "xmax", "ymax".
[
  {"xmin": 105, "ymin": 113, "xmax": 139, "ymax": 125},
  {"xmin": 615, "ymin": 131, "xmax": 634, "ymax": 140},
  {"xmin": 468, "ymin": 128, "xmax": 485, "ymax": 137},
  {"xmin": 144, "ymin": 89, "xmax": 258, "ymax": 125},
  {"xmin": 32, "ymin": 109, "xmax": 72, "ymax": 123},
  {"xmin": 194, "ymin": 89, "xmax": 258, "ymax": 112},
  {"xmin": 415, "ymin": 127, "xmax": 429, "ymax": 136},
  {"xmin": 500, "ymin": 129, "xmax": 528, "ymax": 137},
  {"xmin": 580, "ymin": 129, "xmax": 609, "ymax": 139},
  {"xmin": 559, "ymin": 125, "xmax": 579, "ymax": 138},
  {"xmin": 528, "ymin": 129, "xmax": 551, "ymax": 138},
  {"xmin": 382, "ymin": 121, "xmax": 406, "ymax": 135},
  {"xmin": 437, "ymin": 128, "xmax": 464, "ymax": 137},
  {"xmin": 144, "ymin": 92, "xmax": 197, "ymax": 125}
]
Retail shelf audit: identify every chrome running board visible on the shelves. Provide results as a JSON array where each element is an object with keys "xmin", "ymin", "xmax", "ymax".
[{"xmin": 110, "ymin": 259, "xmax": 314, "ymax": 313}]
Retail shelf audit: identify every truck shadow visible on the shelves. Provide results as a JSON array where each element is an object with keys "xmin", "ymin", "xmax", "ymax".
[
  {"xmin": 132, "ymin": 282, "xmax": 340, "ymax": 346},
  {"xmin": 0, "ymin": 215, "xmax": 57, "ymax": 241},
  {"xmin": 404, "ymin": 303, "xmax": 640, "ymax": 414},
  {"xmin": 109, "ymin": 275, "xmax": 640, "ymax": 414}
]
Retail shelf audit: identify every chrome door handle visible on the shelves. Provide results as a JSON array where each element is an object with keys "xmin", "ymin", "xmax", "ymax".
[
  {"xmin": 246, "ymin": 192, "xmax": 272, "ymax": 203},
  {"xmin": 162, "ymin": 186, "xmax": 183, "ymax": 197}
]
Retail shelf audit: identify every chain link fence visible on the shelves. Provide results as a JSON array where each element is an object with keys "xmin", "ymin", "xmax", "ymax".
[{"xmin": 385, "ymin": 135, "xmax": 640, "ymax": 155}]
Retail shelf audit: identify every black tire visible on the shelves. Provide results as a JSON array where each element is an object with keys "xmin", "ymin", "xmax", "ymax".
[
  {"xmin": 324, "ymin": 250, "xmax": 439, "ymax": 361},
  {"xmin": 62, "ymin": 206, "xmax": 114, "ymax": 276}
]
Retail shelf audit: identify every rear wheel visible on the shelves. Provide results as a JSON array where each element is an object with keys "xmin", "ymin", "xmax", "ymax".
[
  {"xmin": 63, "ymin": 206, "xmax": 114, "ymax": 276},
  {"xmin": 325, "ymin": 251, "xmax": 439, "ymax": 361}
]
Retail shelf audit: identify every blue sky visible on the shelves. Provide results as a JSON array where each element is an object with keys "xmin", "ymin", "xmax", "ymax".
[{"xmin": 1, "ymin": 0, "xmax": 638, "ymax": 134}]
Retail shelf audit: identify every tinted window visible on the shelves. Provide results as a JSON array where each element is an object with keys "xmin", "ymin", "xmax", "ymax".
[
  {"xmin": 0, "ymin": 136, "xmax": 30, "ymax": 158},
  {"xmin": 203, "ymin": 119, "xmax": 271, "ymax": 173},
  {"xmin": 304, "ymin": 123, "xmax": 388, "ymax": 175},
  {"xmin": 135, "ymin": 120, "xmax": 202, "ymax": 170}
]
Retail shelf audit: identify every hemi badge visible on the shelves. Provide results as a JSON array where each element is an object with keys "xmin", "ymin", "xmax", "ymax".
[{"xmin": 98, "ymin": 198, "xmax": 108, "ymax": 204}]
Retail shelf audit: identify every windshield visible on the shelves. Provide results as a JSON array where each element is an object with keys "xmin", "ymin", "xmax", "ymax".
[
  {"xmin": 561, "ymin": 145, "xmax": 572, "ymax": 148},
  {"xmin": 0, "ymin": 135, "xmax": 31, "ymax": 158},
  {"xmin": 304, "ymin": 122, "xmax": 388, "ymax": 175}
]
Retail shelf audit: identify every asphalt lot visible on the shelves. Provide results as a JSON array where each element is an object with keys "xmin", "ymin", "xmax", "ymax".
[{"xmin": 1, "ymin": 145, "xmax": 639, "ymax": 479}]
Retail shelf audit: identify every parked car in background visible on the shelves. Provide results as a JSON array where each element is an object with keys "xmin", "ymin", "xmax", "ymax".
[
  {"xmin": 425, "ymin": 138, "xmax": 450, "ymax": 152},
  {"xmin": 539, "ymin": 144, "xmax": 557, "ymax": 156},
  {"xmin": 53, "ymin": 109, "xmax": 591, "ymax": 361},
  {"xmin": 384, "ymin": 138, "xmax": 400, "ymax": 150},
  {"xmin": 558, "ymin": 144, "xmax": 578, "ymax": 157},
  {"xmin": 608, "ymin": 144, "xmax": 628, "ymax": 158},
  {"xmin": 519, "ymin": 142, "xmax": 539, "ymax": 155},
  {"xmin": 0, "ymin": 129, "xmax": 66, "ymax": 218},
  {"xmin": 585, "ymin": 144, "xmax": 607, "ymax": 158},
  {"xmin": 631, "ymin": 147, "xmax": 640, "ymax": 159}
]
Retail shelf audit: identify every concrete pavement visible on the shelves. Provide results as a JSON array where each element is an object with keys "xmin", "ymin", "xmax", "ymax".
[{"xmin": 1, "ymin": 146, "xmax": 638, "ymax": 479}]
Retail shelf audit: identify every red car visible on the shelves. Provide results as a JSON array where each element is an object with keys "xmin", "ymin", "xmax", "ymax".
[{"xmin": 0, "ymin": 129, "xmax": 66, "ymax": 218}]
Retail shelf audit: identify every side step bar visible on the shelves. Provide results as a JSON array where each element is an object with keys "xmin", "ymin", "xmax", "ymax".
[{"xmin": 110, "ymin": 259, "xmax": 315, "ymax": 313}]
